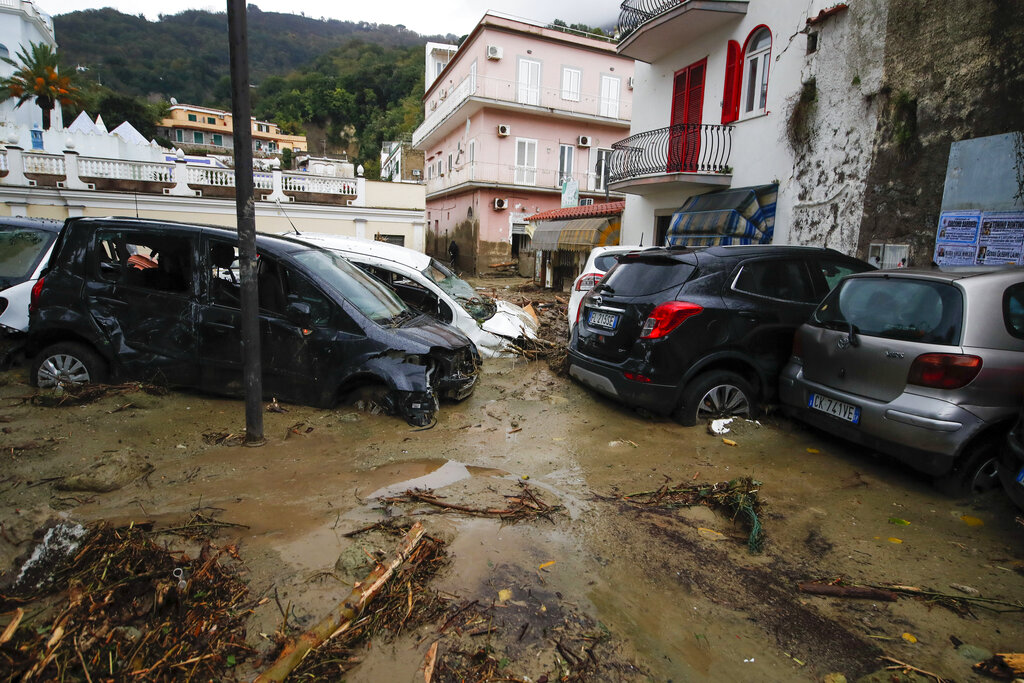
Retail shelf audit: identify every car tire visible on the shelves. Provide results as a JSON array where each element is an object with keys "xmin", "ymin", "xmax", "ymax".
[
  {"xmin": 31, "ymin": 342, "xmax": 107, "ymax": 389},
  {"xmin": 934, "ymin": 437, "xmax": 1001, "ymax": 498},
  {"xmin": 676, "ymin": 371, "xmax": 757, "ymax": 427}
]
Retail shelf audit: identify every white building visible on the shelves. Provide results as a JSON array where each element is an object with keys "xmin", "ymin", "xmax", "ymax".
[
  {"xmin": 612, "ymin": 0, "xmax": 887, "ymax": 254},
  {"xmin": 0, "ymin": 0, "xmax": 63, "ymax": 133}
]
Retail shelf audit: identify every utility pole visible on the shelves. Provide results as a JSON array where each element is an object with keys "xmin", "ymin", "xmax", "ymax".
[{"xmin": 227, "ymin": 0, "xmax": 264, "ymax": 444}]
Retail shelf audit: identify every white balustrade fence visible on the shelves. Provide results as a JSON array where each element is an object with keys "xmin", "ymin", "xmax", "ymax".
[
  {"xmin": 23, "ymin": 153, "xmax": 65, "ymax": 176},
  {"xmin": 282, "ymin": 172, "xmax": 357, "ymax": 195},
  {"xmin": 79, "ymin": 158, "xmax": 173, "ymax": 183}
]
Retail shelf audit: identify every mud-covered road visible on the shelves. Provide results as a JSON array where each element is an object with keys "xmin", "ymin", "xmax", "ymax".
[{"xmin": 1, "ymin": 351, "xmax": 1022, "ymax": 680}]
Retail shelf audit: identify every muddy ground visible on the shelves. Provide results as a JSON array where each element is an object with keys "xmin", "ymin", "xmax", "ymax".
[{"xmin": 0, "ymin": 278, "xmax": 1022, "ymax": 682}]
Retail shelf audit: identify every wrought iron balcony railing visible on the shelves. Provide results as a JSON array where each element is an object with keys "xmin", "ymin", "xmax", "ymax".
[
  {"xmin": 618, "ymin": 0, "xmax": 682, "ymax": 38},
  {"xmin": 609, "ymin": 123, "xmax": 732, "ymax": 183}
]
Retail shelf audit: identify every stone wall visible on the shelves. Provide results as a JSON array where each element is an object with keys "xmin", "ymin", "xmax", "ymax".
[{"xmin": 857, "ymin": 0, "xmax": 1024, "ymax": 265}]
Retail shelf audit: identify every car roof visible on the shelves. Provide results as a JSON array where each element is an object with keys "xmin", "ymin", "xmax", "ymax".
[
  {"xmin": 287, "ymin": 232, "xmax": 432, "ymax": 271},
  {"xmin": 0, "ymin": 216, "xmax": 63, "ymax": 233},
  {"xmin": 846, "ymin": 266, "xmax": 1023, "ymax": 285}
]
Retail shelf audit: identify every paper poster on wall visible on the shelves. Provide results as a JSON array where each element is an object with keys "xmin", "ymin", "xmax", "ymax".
[{"xmin": 934, "ymin": 210, "xmax": 1024, "ymax": 266}]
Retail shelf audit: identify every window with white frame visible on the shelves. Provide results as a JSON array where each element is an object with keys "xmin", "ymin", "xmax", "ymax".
[
  {"xmin": 558, "ymin": 144, "xmax": 574, "ymax": 186},
  {"xmin": 593, "ymin": 148, "xmax": 612, "ymax": 191},
  {"xmin": 514, "ymin": 138, "xmax": 537, "ymax": 185},
  {"xmin": 741, "ymin": 27, "xmax": 772, "ymax": 117},
  {"xmin": 561, "ymin": 67, "xmax": 581, "ymax": 102},
  {"xmin": 599, "ymin": 74, "xmax": 621, "ymax": 118},
  {"xmin": 867, "ymin": 243, "xmax": 909, "ymax": 269},
  {"xmin": 517, "ymin": 58, "xmax": 541, "ymax": 106}
]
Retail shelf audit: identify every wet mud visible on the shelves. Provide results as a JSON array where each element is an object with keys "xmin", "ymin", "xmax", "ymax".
[{"xmin": 0, "ymin": 357, "xmax": 1021, "ymax": 681}]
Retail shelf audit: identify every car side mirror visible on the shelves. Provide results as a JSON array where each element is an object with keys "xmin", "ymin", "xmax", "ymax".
[{"xmin": 285, "ymin": 300, "xmax": 312, "ymax": 326}]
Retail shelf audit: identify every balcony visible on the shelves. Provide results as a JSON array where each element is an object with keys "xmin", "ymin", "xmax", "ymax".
[
  {"xmin": 424, "ymin": 159, "xmax": 618, "ymax": 199},
  {"xmin": 617, "ymin": 0, "xmax": 748, "ymax": 63},
  {"xmin": 413, "ymin": 71, "xmax": 632, "ymax": 148},
  {"xmin": 608, "ymin": 123, "xmax": 733, "ymax": 195}
]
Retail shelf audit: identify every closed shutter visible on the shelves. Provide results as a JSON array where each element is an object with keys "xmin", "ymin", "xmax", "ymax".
[{"xmin": 722, "ymin": 40, "xmax": 741, "ymax": 123}]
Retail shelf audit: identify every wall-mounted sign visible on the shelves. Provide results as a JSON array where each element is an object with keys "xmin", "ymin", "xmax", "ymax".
[{"xmin": 934, "ymin": 210, "xmax": 1024, "ymax": 266}]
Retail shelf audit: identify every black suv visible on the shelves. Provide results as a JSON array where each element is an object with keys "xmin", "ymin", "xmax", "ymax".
[{"xmin": 567, "ymin": 245, "xmax": 873, "ymax": 425}]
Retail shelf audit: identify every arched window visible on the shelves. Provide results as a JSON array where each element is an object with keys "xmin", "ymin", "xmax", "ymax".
[
  {"xmin": 0, "ymin": 44, "xmax": 8, "ymax": 60},
  {"xmin": 740, "ymin": 27, "xmax": 771, "ymax": 117}
]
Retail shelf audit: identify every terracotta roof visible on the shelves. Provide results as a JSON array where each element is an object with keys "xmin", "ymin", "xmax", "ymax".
[{"xmin": 525, "ymin": 201, "xmax": 626, "ymax": 222}]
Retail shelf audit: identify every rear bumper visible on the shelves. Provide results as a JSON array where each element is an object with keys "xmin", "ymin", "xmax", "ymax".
[
  {"xmin": 779, "ymin": 362, "xmax": 987, "ymax": 476},
  {"xmin": 567, "ymin": 348, "xmax": 679, "ymax": 416}
]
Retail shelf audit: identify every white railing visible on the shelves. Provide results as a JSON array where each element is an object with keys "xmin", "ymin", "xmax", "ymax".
[
  {"xmin": 187, "ymin": 166, "xmax": 236, "ymax": 187},
  {"xmin": 282, "ymin": 172, "xmax": 357, "ymax": 195},
  {"xmin": 0, "ymin": 150, "xmax": 7, "ymax": 172},
  {"xmin": 23, "ymin": 152, "xmax": 65, "ymax": 176},
  {"xmin": 425, "ymin": 160, "xmax": 601, "ymax": 194},
  {"xmin": 254, "ymin": 172, "xmax": 273, "ymax": 190},
  {"xmin": 79, "ymin": 157, "xmax": 173, "ymax": 182}
]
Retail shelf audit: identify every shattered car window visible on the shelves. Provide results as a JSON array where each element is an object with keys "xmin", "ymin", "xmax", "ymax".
[
  {"xmin": 96, "ymin": 231, "xmax": 192, "ymax": 294},
  {"xmin": 426, "ymin": 259, "xmax": 497, "ymax": 322},
  {"xmin": 293, "ymin": 248, "xmax": 408, "ymax": 324},
  {"xmin": 0, "ymin": 227, "xmax": 57, "ymax": 289}
]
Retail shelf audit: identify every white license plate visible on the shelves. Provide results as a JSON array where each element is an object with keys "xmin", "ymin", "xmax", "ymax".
[
  {"xmin": 809, "ymin": 393, "xmax": 860, "ymax": 424},
  {"xmin": 588, "ymin": 310, "xmax": 618, "ymax": 330}
]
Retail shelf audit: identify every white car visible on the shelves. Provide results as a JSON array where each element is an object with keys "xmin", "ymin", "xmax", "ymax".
[
  {"xmin": 568, "ymin": 245, "xmax": 641, "ymax": 336},
  {"xmin": 286, "ymin": 233, "xmax": 539, "ymax": 358},
  {"xmin": 1, "ymin": 218, "xmax": 63, "ymax": 365}
]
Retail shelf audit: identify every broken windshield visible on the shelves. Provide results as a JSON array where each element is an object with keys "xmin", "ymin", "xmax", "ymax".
[
  {"xmin": 425, "ymin": 259, "xmax": 497, "ymax": 322},
  {"xmin": 293, "ymin": 248, "xmax": 408, "ymax": 324}
]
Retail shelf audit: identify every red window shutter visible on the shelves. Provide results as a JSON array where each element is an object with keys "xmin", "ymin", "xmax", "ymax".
[{"xmin": 722, "ymin": 40, "xmax": 741, "ymax": 124}]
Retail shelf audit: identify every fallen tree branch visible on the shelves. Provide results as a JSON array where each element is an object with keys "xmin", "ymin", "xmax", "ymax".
[
  {"xmin": 798, "ymin": 582, "xmax": 898, "ymax": 601},
  {"xmin": 881, "ymin": 656, "xmax": 953, "ymax": 683},
  {"xmin": 255, "ymin": 522, "xmax": 427, "ymax": 683}
]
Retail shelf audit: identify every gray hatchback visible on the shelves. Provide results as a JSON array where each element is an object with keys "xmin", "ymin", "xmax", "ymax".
[{"xmin": 780, "ymin": 268, "xmax": 1024, "ymax": 495}]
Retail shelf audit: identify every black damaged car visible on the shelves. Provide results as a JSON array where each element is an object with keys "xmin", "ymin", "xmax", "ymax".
[{"xmin": 27, "ymin": 217, "xmax": 479, "ymax": 426}]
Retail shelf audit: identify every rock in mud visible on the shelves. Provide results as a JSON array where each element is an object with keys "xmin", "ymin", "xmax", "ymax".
[{"xmin": 56, "ymin": 453, "xmax": 154, "ymax": 492}]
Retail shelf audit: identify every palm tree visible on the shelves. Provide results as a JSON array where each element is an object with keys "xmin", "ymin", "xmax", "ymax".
[{"xmin": 0, "ymin": 42, "xmax": 81, "ymax": 130}]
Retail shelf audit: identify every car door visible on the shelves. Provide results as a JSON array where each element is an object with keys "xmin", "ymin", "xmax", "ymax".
[
  {"xmin": 87, "ymin": 226, "xmax": 200, "ymax": 385},
  {"xmin": 728, "ymin": 257, "xmax": 819, "ymax": 380}
]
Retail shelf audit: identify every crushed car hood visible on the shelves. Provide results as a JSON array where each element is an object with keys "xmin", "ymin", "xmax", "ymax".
[
  {"xmin": 390, "ymin": 314, "xmax": 474, "ymax": 353},
  {"xmin": 481, "ymin": 300, "xmax": 539, "ymax": 341}
]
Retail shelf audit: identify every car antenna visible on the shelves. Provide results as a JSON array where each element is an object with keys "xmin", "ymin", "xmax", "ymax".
[{"xmin": 275, "ymin": 198, "xmax": 301, "ymax": 235}]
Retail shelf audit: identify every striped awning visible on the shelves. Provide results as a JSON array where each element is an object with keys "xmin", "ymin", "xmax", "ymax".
[
  {"xmin": 530, "ymin": 217, "xmax": 620, "ymax": 252},
  {"xmin": 667, "ymin": 184, "xmax": 778, "ymax": 247}
]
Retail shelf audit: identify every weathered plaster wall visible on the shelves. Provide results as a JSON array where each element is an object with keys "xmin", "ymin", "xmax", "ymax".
[
  {"xmin": 857, "ymin": 0, "xmax": 1024, "ymax": 265},
  {"xmin": 787, "ymin": 0, "xmax": 888, "ymax": 254}
]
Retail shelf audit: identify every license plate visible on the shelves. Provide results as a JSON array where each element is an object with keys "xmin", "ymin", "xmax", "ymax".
[
  {"xmin": 588, "ymin": 310, "xmax": 618, "ymax": 330},
  {"xmin": 1016, "ymin": 466, "xmax": 1024, "ymax": 487},
  {"xmin": 809, "ymin": 393, "xmax": 860, "ymax": 424}
]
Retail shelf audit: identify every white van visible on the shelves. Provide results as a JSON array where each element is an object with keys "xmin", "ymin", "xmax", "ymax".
[{"xmin": 287, "ymin": 233, "xmax": 539, "ymax": 358}]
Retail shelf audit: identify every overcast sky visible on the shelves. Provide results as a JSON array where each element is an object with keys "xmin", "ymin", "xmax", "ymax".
[{"xmin": 40, "ymin": 1, "xmax": 619, "ymax": 39}]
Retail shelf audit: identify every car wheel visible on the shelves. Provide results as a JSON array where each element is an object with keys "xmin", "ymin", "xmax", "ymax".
[
  {"xmin": 934, "ymin": 437, "xmax": 1001, "ymax": 498},
  {"xmin": 676, "ymin": 371, "xmax": 757, "ymax": 427},
  {"xmin": 31, "ymin": 342, "xmax": 107, "ymax": 389}
]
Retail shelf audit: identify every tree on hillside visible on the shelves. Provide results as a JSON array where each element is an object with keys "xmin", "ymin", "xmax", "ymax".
[
  {"xmin": 71, "ymin": 87, "xmax": 169, "ymax": 139},
  {"xmin": 0, "ymin": 42, "xmax": 82, "ymax": 130}
]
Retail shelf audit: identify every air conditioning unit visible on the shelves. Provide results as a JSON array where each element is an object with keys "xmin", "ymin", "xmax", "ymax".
[
  {"xmin": 497, "ymin": 124, "xmax": 511, "ymax": 137},
  {"xmin": 627, "ymin": 76, "xmax": 635, "ymax": 89},
  {"xmin": 580, "ymin": 197, "xmax": 595, "ymax": 206},
  {"xmin": 494, "ymin": 197, "xmax": 508, "ymax": 210},
  {"xmin": 577, "ymin": 135, "xmax": 592, "ymax": 147},
  {"xmin": 486, "ymin": 45, "xmax": 503, "ymax": 60},
  {"xmin": 412, "ymin": 169, "xmax": 421, "ymax": 177}
]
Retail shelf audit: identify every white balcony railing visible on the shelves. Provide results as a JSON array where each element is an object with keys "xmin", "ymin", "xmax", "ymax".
[
  {"xmin": 282, "ymin": 173, "xmax": 358, "ymax": 195},
  {"xmin": 413, "ymin": 72, "xmax": 632, "ymax": 146},
  {"xmin": 425, "ymin": 160, "xmax": 606, "ymax": 194},
  {"xmin": 23, "ymin": 152, "xmax": 65, "ymax": 176},
  {"xmin": 79, "ymin": 157, "xmax": 173, "ymax": 182}
]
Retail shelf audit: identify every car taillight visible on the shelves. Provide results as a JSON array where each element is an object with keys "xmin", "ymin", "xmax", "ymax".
[
  {"xmin": 907, "ymin": 353, "xmax": 982, "ymax": 389},
  {"xmin": 29, "ymin": 276, "xmax": 45, "ymax": 313},
  {"xmin": 790, "ymin": 331, "xmax": 803, "ymax": 360},
  {"xmin": 639, "ymin": 301, "xmax": 703, "ymax": 339},
  {"xmin": 575, "ymin": 273, "xmax": 602, "ymax": 291},
  {"xmin": 623, "ymin": 371, "xmax": 651, "ymax": 383}
]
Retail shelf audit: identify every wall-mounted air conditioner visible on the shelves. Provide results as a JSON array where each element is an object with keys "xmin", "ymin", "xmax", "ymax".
[
  {"xmin": 412, "ymin": 169, "xmax": 421, "ymax": 177},
  {"xmin": 497, "ymin": 124, "xmax": 511, "ymax": 137},
  {"xmin": 577, "ymin": 135, "xmax": 591, "ymax": 147},
  {"xmin": 627, "ymin": 76, "xmax": 635, "ymax": 89},
  {"xmin": 486, "ymin": 45, "xmax": 503, "ymax": 60},
  {"xmin": 494, "ymin": 197, "xmax": 508, "ymax": 210},
  {"xmin": 580, "ymin": 197, "xmax": 595, "ymax": 205}
]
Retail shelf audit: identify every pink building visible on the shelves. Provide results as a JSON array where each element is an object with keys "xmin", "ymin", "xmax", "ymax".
[{"xmin": 413, "ymin": 13, "xmax": 634, "ymax": 274}]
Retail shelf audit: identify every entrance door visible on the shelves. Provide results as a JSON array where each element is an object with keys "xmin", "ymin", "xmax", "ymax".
[{"xmin": 668, "ymin": 59, "xmax": 706, "ymax": 173}]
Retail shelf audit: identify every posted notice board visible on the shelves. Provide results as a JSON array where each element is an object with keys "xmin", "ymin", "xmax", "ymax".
[{"xmin": 934, "ymin": 210, "xmax": 1024, "ymax": 266}]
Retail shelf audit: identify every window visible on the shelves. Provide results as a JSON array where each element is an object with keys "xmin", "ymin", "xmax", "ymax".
[
  {"xmin": 207, "ymin": 116, "xmax": 216, "ymax": 124},
  {"xmin": 175, "ymin": 130, "xmax": 184, "ymax": 143},
  {"xmin": 212, "ymin": 133, "xmax": 223, "ymax": 146},
  {"xmin": 561, "ymin": 67, "xmax": 581, "ymax": 101},
  {"xmin": 208, "ymin": 241, "xmax": 240, "ymax": 308},
  {"xmin": 187, "ymin": 113, "xmax": 197, "ymax": 122},
  {"xmin": 600, "ymin": 75, "xmax": 621, "ymax": 118},
  {"xmin": 0, "ymin": 44, "xmax": 8, "ymax": 60},
  {"xmin": 269, "ymin": 141, "xmax": 278, "ymax": 153},
  {"xmin": 97, "ymin": 231, "xmax": 192, "ymax": 294},
  {"xmin": 867, "ymin": 242, "xmax": 909, "ymax": 269},
  {"xmin": 593, "ymin": 148, "xmax": 612, "ymax": 191},
  {"xmin": 468, "ymin": 139, "xmax": 476, "ymax": 180},
  {"xmin": 740, "ymin": 27, "xmax": 772, "ymax": 117},
  {"xmin": 558, "ymin": 144, "xmax": 574, "ymax": 186},
  {"xmin": 815, "ymin": 259, "xmax": 863, "ymax": 291},
  {"xmin": 1005, "ymin": 283, "xmax": 1024, "ymax": 339},
  {"xmin": 447, "ymin": 153, "xmax": 452, "ymax": 173},
  {"xmin": 517, "ymin": 58, "xmax": 541, "ymax": 105},
  {"xmin": 734, "ymin": 260, "xmax": 816, "ymax": 303},
  {"xmin": 514, "ymin": 138, "xmax": 537, "ymax": 185},
  {"xmin": 721, "ymin": 40, "xmax": 742, "ymax": 124},
  {"xmin": 193, "ymin": 131, "xmax": 204, "ymax": 144}
]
